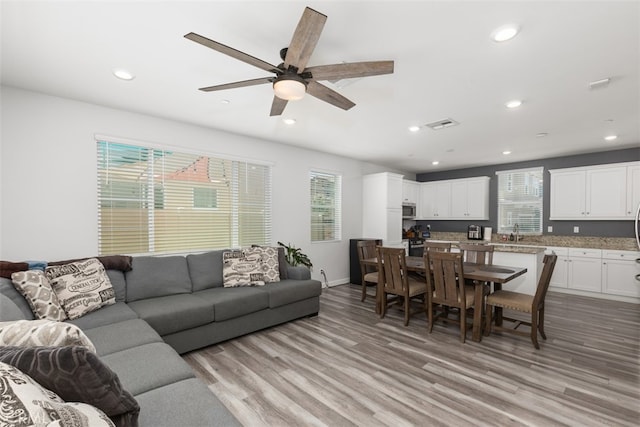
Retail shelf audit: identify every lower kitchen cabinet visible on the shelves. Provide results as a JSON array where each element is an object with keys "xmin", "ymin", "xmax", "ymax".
[
  {"xmin": 546, "ymin": 247, "xmax": 569, "ymax": 288},
  {"xmin": 602, "ymin": 250, "xmax": 640, "ymax": 298},
  {"xmin": 567, "ymin": 249, "xmax": 602, "ymax": 293}
]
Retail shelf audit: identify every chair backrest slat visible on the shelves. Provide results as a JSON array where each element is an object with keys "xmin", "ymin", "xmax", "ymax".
[
  {"xmin": 357, "ymin": 240, "xmax": 378, "ymax": 277},
  {"xmin": 533, "ymin": 254, "xmax": 558, "ymax": 308},
  {"xmin": 378, "ymin": 247, "xmax": 408, "ymax": 293},
  {"xmin": 459, "ymin": 243, "xmax": 494, "ymax": 265},
  {"xmin": 426, "ymin": 251, "xmax": 466, "ymax": 306},
  {"xmin": 424, "ymin": 241, "xmax": 452, "ymax": 253}
]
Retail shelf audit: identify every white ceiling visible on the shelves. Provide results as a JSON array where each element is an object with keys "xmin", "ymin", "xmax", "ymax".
[{"xmin": 2, "ymin": 1, "xmax": 638, "ymax": 173}]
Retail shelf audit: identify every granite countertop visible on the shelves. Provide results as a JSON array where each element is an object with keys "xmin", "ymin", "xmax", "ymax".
[{"xmin": 426, "ymin": 232, "xmax": 639, "ymax": 252}]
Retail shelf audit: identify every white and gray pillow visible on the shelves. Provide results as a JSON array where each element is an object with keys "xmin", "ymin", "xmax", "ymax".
[
  {"xmin": 0, "ymin": 319, "xmax": 97, "ymax": 353},
  {"xmin": 222, "ymin": 250, "xmax": 266, "ymax": 287},
  {"xmin": 0, "ymin": 361, "xmax": 116, "ymax": 427},
  {"xmin": 45, "ymin": 258, "xmax": 116, "ymax": 320},
  {"xmin": 11, "ymin": 270, "xmax": 67, "ymax": 321}
]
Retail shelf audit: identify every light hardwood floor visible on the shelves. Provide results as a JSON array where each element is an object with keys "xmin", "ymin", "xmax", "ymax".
[{"xmin": 184, "ymin": 284, "xmax": 640, "ymax": 426}]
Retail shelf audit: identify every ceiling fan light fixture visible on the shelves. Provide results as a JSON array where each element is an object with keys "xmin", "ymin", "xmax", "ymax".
[
  {"xmin": 273, "ymin": 76, "xmax": 306, "ymax": 101},
  {"xmin": 491, "ymin": 24, "xmax": 520, "ymax": 42}
]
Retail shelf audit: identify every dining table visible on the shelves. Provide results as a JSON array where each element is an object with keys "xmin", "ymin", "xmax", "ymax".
[{"xmin": 363, "ymin": 255, "xmax": 528, "ymax": 342}]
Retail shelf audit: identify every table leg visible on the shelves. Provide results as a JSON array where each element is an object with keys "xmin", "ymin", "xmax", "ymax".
[
  {"xmin": 494, "ymin": 282, "xmax": 503, "ymax": 327},
  {"xmin": 472, "ymin": 281, "xmax": 483, "ymax": 342}
]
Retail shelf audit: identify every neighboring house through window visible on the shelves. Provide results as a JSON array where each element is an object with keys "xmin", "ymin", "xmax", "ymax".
[
  {"xmin": 496, "ymin": 167, "xmax": 544, "ymax": 235},
  {"xmin": 97, "ymin": 139, "xmax": 271, "ymax": 255},
  {"xmin": 310, "ymin": 170, "xmax": 342, "ymax": 242}
]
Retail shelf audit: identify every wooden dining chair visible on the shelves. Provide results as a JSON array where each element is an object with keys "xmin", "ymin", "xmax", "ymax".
[
  {"xmin": 459, "ymin": 243, "xmax": 494, "ymax": 265},
  {"xmin": 377, "ymin": 246, "xmax": 427, "ymax": 326},
  {"xmin": 356, "ymin": 240, "xmax": 379, "ymax": 303},
  {"xmin": 424, "ymin": 241, "xmax": 452, "ymax": 253},
  {"xmin": 485, "ymin": 254, "xmax": 558, "ymax": 349},
  {"xmin": 424, "ymin": 251, "xmax": 478, "ymax": 343}
]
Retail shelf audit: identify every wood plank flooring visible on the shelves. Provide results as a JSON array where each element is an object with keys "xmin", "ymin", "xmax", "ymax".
[{"xmin": 183, "ymin": 284, "xmax": 640, "ymax": 426}]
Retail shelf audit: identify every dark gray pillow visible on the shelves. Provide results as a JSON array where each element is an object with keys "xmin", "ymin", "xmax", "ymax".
[
  {"xmin": 251, "ymin": 246, "xmax": 288, "ymax": 280},
  {"xmin": 0, "ymin": 345, "xmax": 139, "ymax": 427}
]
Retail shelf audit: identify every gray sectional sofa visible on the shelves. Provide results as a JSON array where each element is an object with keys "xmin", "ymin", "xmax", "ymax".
[{"xmin": 0, "ymin": 249, "xmax": 322, "ymax": 426}]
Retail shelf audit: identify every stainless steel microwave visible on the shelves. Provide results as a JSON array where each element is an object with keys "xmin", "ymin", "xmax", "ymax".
[{"xmin": 402, "ymin": 203, "xmax": 416, "ymax": 218}]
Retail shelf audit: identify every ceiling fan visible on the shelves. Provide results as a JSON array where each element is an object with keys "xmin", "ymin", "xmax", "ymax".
[{"xmin": 184, "ymin": 6, "xmax": 394, "ymax": 116}]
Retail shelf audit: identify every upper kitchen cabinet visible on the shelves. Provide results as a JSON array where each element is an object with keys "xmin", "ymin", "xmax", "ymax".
[
  {"xmin": 450, "ymin": 177, "xmax": 490, "ymax": 220},
  {"xmin": 627, "ymin": 164, "xmax": 640, "ymax": 217},
  {"xmin": 362, "ymin": 172, "xmax": 404, "ymax": 245},
  {"xmin": 550, "ymin": 162, "xmax": 639, "ymax": 220},
  {"xmin": 402, "ymin": 180, "xmax": 419, "ymax": 204},
  {"xmin": 419, "ymin": 181, "xmax": 451, "ymax": 219},
  {"xmin": 418, "ymin": 176, "xmax": 489, "ymax": 220}
]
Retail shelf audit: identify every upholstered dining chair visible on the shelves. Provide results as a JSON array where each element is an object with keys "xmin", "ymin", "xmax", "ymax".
[
  {"xmin": 424, "ymin": 241, "xmax": 452, "ymax": 253},
  {"xmin": 356, "ymin": 240, "xmax": 379, "ymax": 303},
  {"xmin": 377, "ymin": 246, "xmax": 427, "ymax": 326},
  {"xmin": 485, "ymin": 254, "xmax": 558, "ymax": 349},
  {"xmin": 424, "ymin": 251, "xmax": 481, "ymax": 343},
  {"xmin": 459, "ymin": 243, "xmax": 494, "ymax": 265}
]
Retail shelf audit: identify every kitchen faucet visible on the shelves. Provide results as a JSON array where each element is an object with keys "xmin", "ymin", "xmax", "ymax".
[{"xmin": 513, "ymin": 223, "xmax": 520, "ymax": 243}]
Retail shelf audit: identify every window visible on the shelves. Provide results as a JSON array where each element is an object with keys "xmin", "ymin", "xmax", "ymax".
[
  {"xmin": 496, "ymin": 167, "xmax": 543, "ymax": 235},
  {"xmin": 97, "ymin": 140, "xmax": 271, "ymax": 255},
  {"xmin": 310, "ymin": 171, "xmax": 342, "ymax": 242}
]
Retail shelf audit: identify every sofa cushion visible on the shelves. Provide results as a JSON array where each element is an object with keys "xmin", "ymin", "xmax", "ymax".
[
  {"xmin": 194, "ymin": 286, "xmax": 269, "ymax": 321},
  {"xmin": 45, "ymin": 258, "xmax": 116, "ymax": 320},
  {"xmin": 106, "ymin": 269, "xmax": 127, "ymax": 302},
  {"xmin": 127, "ymin": 294, "xmax": 215, "ymax": 336},
  {"xmin": 0, "ymin": 293, "xmax": 28, "ymax": 321},
  {"xmin": 100, "ymin": 342, "xmax": 195, "ymax": 396},
  {"xmin": 0, "ymin": 319, "xmax": 96, "ymax": 353},
  {"xmin": 186, "ymin": 250, "xmax": 224, "ymax": 291},
  {"xmin": 84, "ymin": 319, "xmax": 164, "ymax": 357},
  {"xmin": 0, "ymin": 277, "xmax": 35, "ymax": 320},
  {"xmin": 259, "ymin": 279, "xmax": 323, "ymax": 308},
  {"xmin": 66, "ymin": 302, "xmax": 139, "ymax": 330},
  {"xmin": 125, "ymin": 256, "xmax": 192, "ymax": 302},
  {"xmin": 10, "ymin": 270, "xmax": 67, "ymax": 321},
  {"xmin": 135, "ymin": 378, "xmax": 241, "ymax": 427},
  {"xmin": 0, "ymin": 346, "xmax": 139, "ymax": 426},
  {"xmin": 0, "ymin": 361, "xmax": 116, "ymax": 427}
]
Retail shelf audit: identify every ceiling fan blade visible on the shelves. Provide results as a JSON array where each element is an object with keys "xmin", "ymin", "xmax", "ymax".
[
  {"xmin": 306, "ymin": 60, "xmax": 394, "ymax": 81},
  {"xmin": 199, "ymin": 77, "xmax": 274, "ymax": 92},
  {"xmin": 306, "ymin": 81, "xmax": 355, "ymax": 111},
  {"xmin": 270, "ymin": 96, "xmax": 288, "ymax": 116},
  {"xmin": 284, "ymin": 7, "xmax": 327, "ymax": 72},
  {"xmin": 185, "ymin": 32, "xmax": 280, "ymax": 74}
]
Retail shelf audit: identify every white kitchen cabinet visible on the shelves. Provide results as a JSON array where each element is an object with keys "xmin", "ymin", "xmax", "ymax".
[
  {"xmin": 567, "ymin": 248, "xmax": 602, "ymax": 293},
  {"xmin": 402, "ymin": 180, "xmax": 419, "ymax": 204},
  {"xmin": 450, "ymin": 177, "xmax": 489, "ymax": 220},
  {"xmin": 549, "ymin": 162, "xmax": 639, "ymax": 220},
  {"xmin": 418, "ymin": 181, "xmax": 451, "ymax": 219},
  {"xmin": 546, "ymin": 246, "xmax": 569, "ymax": 289},
  {"xmin": 627, "ymin": 164, "xmax": 640, "ymax": 217},
  {"xmin": 362, "ymin": 172, "xmax": 404, "ymax": 246},
  {"xmin": 602, "ymin": 250, "xmax": 640, "ymax": 298}
]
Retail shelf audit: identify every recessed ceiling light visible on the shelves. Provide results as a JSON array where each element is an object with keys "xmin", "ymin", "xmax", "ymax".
[
  {"xmin": 432, "ymin": 161, "xmax": 440, "ymax": 166},
  {"xmin": 282, "ymin": 118, "xmax": 296, "ymax": 125},
  {"xmin": 536, "ymin": 132, "xmax": 548, "ymax": 138},
  {"xmin": 604, "ymin": 135, "xmax": 617, "ymax": 141},
  {"xmin": 113, "ymin": 68, "xmax": 135, "ymax": 81},
  {"xmin": 408, "ymin": 125, "xmax": 420, "ymax": 132},
  {"xmin": 503, "ymin": 151, "xmax": 512, "ymax": 155},
  {"xmin": 220, "ymin": 99, "xmax": 230, "ymax": 104},
  {"xmin": 505, "ymin": 100, "xmax": 522, "ymax": 109},
  {"xmin": 491, "ymin": 24, "xmax": 520, "ymax": 42}
]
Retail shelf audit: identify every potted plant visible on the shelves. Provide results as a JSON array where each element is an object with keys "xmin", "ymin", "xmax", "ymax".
[{"xmin": 277, "ymin": 241, "xmax": 313, "ymax": 270}]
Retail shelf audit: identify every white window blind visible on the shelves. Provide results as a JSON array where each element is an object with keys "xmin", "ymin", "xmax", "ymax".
[
  {"xmin": 496, "ymin": 167, "xmax": 543, "ymax": 235},
  {"xmin": 97, "ymin": 140, "xmax": 271, "ymax": 255},
  {"xmin": 310, "ymin": 171, "xmax": 342, "ymax": 242}
]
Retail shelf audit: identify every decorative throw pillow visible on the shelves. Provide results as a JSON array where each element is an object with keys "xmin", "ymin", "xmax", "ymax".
[
  {"xmin": 0, "ymin": 361, "xmax": 116, "ymax": 427},
  {"xmin": 222, "ymin": 250, "xmax": 266, "ymax": 287},
  {"xmin": 245, "ymin": 246, "xmax": 281, "ymax": 283},
  {"xmin": 45, "ymin": 258, "xmax": 116, "ymax": 320},
  {"xmin": 0, "ymin": 319, "xmax": 97, "ymax": 353},
  {"xmin": 0, "ymin": 260, "xmax": 28, "ymax": 279},
  {"xmin": 0, "ymin": 346, "xmax": 139, "ymax": 427},
  {"xmin": 11, "ymin": 270, "xmax": 67, "ymax": 321}
]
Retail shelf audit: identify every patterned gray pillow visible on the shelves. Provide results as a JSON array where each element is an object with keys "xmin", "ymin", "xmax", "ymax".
[
  {"xmin": 222, "ymin": 250, "xmax": 266, "ymax": 287},
  {"xmin": 245, "ymin": 246, "xmax": 281, "ymax": 283},
  {"xmin": 11, "ymin": 270, "xmax": 67, "ymax": 321},
  {"xmin": 0, "ymin": 319, "xmax": 97, "ymax": 353},
  {"xmin": 0, "ymin": 346, "xmax": 139, "ymax": 427},
  {"xmin": 0, "ymin": 361, "xmax": 115, "ymax": 427},
  {"xmin": 45, "ymin": 258, "xmax": 116, "ymax": 320}
]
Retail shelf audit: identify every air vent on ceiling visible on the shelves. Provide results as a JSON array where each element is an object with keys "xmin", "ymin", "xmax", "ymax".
[{"xmin": 425, "ymin": 118, "xmax": 459, "ymax": 130}]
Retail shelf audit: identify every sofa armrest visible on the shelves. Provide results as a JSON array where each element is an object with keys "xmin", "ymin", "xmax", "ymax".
[{"xmin": 286, "ymin": 265, "xmax": 311, "ymax": 280}]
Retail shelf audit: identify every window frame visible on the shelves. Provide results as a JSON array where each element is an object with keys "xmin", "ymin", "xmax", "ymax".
[{"xmin": 495, "ymin": 166, "xmax": 544, "ymax": 236}]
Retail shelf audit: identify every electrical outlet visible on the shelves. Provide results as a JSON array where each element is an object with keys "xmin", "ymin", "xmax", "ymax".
[
  {"xmin": 573, "ymin": 226, "xmax": 580, "ymax": 233},
  {"xmin": 547, "ymin": 226, "xmax": 553, "ymax": 233}
]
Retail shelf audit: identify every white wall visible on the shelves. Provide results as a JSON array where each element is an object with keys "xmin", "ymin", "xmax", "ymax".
[{"xmin": 0, "ymin": 86, "xmax": 406, "ymax": 284}]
